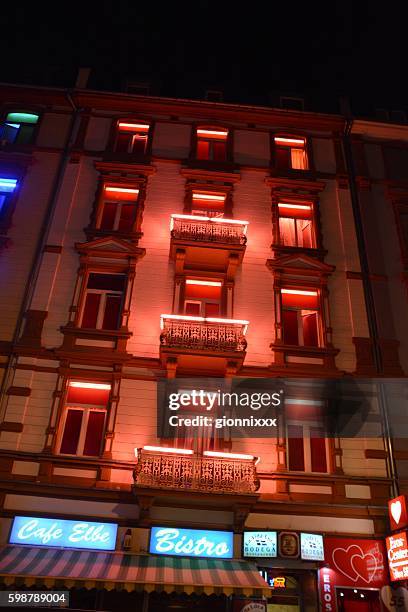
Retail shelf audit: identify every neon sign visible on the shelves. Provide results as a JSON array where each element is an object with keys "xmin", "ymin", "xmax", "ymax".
[
  {"xmin": 386, "ymin": 531, "xmax": 408, "ymax": 581},
  {"xmin": 9, "ymin": 516, "xmax": 117, "ymax": 551},
  {"xmin": 150, "ymin": 527, "xmax": 233, "ymax": 559}
]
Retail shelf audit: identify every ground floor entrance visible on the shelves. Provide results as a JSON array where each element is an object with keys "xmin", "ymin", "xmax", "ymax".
[
  {"xmin": 336, "ymin": 588, "xmax": 381, "ymax": 612},
  {"xmin": 259, "ymin": 568, "xmax": 318, "ymax": 611}
]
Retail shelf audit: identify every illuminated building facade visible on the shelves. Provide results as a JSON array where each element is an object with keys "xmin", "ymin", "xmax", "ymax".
[{"xmin": 0, "ymin": 83, "xmax": 406, "ymax": 610}]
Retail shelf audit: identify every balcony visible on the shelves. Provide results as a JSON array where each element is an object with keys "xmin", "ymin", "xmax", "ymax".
[
  {"xmin": 134, "ymin": 448, "xmax": 260, "ymax": 494},
  {"xmin": 170, "ymin": 215, "xmax": 248, "ymax": 274},
  {"xmin": 160, "ymin": 315, "xmax": 248, "ymax": 374}
]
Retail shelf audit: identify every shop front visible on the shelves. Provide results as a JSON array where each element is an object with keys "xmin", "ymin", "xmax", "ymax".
[
  {"xmin": 318, "ymin": 537, "xmax": 389, "ymax": 612},
  {"xmin": 243, "ymin": 530, "xmax": 323, "ymax": 611},
  {"xmin": 0, "ymin": 518, "xmax": 271, "ymax": 611}
]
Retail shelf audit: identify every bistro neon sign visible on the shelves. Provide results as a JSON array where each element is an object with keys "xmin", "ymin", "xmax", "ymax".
[
  {"xmin": 9, "ymin": 516, "xmax": 118, "ymax": 551},
  {"xmin": 150, "ymin": 527, "xmax": 233, "ymax": 559}
]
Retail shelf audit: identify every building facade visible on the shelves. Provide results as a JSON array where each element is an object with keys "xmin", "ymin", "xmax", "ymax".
[{"xmin": 0, "ymin": 83, "xmax": 406, "ymax": 611}]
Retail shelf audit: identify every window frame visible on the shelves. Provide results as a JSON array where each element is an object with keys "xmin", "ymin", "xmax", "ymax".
[
  {"xmin": 56, "ymin": 381, "xmax": 110, "ymax": 458},
  {"xmin": 272, "ymin": 133, "xmax": 311, "ymax": 172},
  {"xmin": 79, "ymin": 272, "xmax": 127, "ymax": 331},
  {"xmin": 95, "ymin": 183, "xmax": 140, "ymax": 234},
  {"xmin": 191, "ymin": 124, "xmax": 232, "ymax": 164},
  {"xmin": 0, "ymin": 109, "xmax": 41, "ymax": 147},
  {"xmin": 280, "ymin": 289, "xmax": 323, "ymax": 348},
  {"xmin": 277, "ymin": 201, "xmax": 316, "ymax": 248},
  {"xmin": 178, "ymin": 278, "xmax": 226, "ymax": 317},
  {"xmin": 286, "ymin": 420, "xmax": 330, "ymax": 474},
  {"xmin": 109, "ymin": 117, "xmax": 153, "ymax": 157}
]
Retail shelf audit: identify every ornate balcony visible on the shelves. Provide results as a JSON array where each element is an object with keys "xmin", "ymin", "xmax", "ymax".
[
  {"xmin": 169, "ymin": 215, "xmax": 248, "ymax": 275},
  {"xmin": 134, "ymin": 448, "xmax": 260, "ymax": 493},
  {"xmin": 160, "ymin": 315, "xmax": 247, "ymax": 352},
  {"xmin": 171, "ymin": 214, "xmax": 247, "ymax": 245}
]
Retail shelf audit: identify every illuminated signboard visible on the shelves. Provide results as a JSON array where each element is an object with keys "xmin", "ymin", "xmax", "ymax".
[
  {"xmin": 388, "ymin": 495, "xmax": 408, "ymax": 531},
  {"xmin": 271, "ymin": 577, "xmax": 286, "ymax": 589},
  {"xmin": 386, "ymin": 531, "xmax": 408, "ymax": 582},
  {"xmin": 243, "ymin": 531, "xmax": 277, "ymax": 558},
  {"xmin": 9, "ymin": 516, "xmax": 117, "ymax": 551},
  {"xmin": 150, "ymin": 527, "xmax": 233, "ymax": 559},
  {"xmin": 300, "ymin": 532, "xmax": 324, "ymax": 561}
]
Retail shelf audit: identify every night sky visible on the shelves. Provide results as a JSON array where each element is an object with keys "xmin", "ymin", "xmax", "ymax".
[{"xmin": 1, "ymin": 2, "xmax": 406, "ymax": 116}]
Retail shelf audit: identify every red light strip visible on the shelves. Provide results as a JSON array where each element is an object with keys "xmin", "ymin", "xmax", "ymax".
[
  {"xmin": 281, "ymin": 289, "xmax": 317, "ymax": 296},
  {"xmin": 69, "ymin": 382, "xmax": 111, "ymax": 390},
  {"xmin": 278, "ymin": 202, "xmax": 311, "ymax": 211},
  {"xmin": 118, "ymin": 122, "xmax": 149, "ymax": 131},
  {"xmin": 105, "ymin": 187, "xmax": 139, "ymax": 195},
  {"xmin": 275, "ymin": 137, "xmax": 305, "ymax": 145},
  {"xmin": 185, "ymin": 280, "xmax": 222, "ymax": 287},
  {"xmin": 192, "ymin": 193, "xmax": 226, "ymax": 202},
  {"xmin": 142, "ymin": 446, "xmax": 194, "ymax": 455},
  {"xmin": 197, "ymin": 129, "xmax": 228, "ymax": 137}
]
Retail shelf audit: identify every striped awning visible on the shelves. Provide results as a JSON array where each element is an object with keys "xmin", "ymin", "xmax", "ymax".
[{"xmin": 0, "ymin": 546, "xmax": 270, "ymax": 597}]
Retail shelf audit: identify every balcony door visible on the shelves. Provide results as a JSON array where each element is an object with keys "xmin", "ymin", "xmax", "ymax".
[{"xmin": 183, "ymin": 279, "xmax": 222, "ymax": 318}]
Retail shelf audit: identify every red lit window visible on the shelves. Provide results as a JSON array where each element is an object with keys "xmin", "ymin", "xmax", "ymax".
[
  {"xmin": 97, "ymin": 185, "xmax": 139, "ymax": 232},
  {"xmin": 115, "ymin": 121, "xmax": 150, "ymax": 155},
  {"xmin": 81, "ymin": 273, "xmax": 126, "ymax": 330},
  {"xmin": 183, "ymin": 280, "xmax": 222, "ymax": 317},
  {"xmin": 281, "ymin": 289, "xmax": 320, "ymax": 347},
  {"xmin": 278, "ymin": 202, "xmax": 314, "ymax": 248},
  {"xmin": 168, "ymin": 388, "xmax": 223, "ymax": 453},
  {"xmin": 196, "ymin": 127, "xmax": 228, "ymax": 161},
  {"xmin": 274, "ymin": 136, "xmax": 308, "ymax": 170},
  {"xmin": 191, "ymin": 191, "xmax": 226, "ymax": 218},
  {"xmin": 287, "ymin": 423, "xmax": 328, "ymax": 473},
  {"xmin": 58, "ymin": 382, "xmax": 110, "ymax": 457}
]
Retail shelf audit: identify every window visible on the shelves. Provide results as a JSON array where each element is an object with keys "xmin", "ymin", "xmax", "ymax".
[
  {"xmin": 166, "ymin": 387, "xmax": 223, "ymax": 453},
  {"xmin": 191, "ymin": 191, "xmax": 226, "ymax": 218},
  {"xmin": 0, "ymin": 178, "xmax": 17, "ymax": 220},
  {"xmin": 274, "ymin": 136, "xmax": 308, "ymax": 170},
  {"xmin": 58, "ymin": 381, "xmax": 110, "ymax": 457},
  {"xmin": 183, "ymin": 279, "xmax": 222, "ymax": 317},
  {"xmin": 97, "ymin": 185, "xmax": 139, "ymax": 232},
  {"xmin": 278, "ymin": 202, "xmax": 314, "ymax": 248},
  {"xmin": 0, "ymin": 112, "xmax": 39, "ymax": 145},
  {"xmin": 114, "ymin": 121, "xmax": 150, "ymax": 155},
  {"xmin": 281, "ymin": 289, "xmax": 320, "ymax": 347},
  {"xmin": 287, "ymin": 423, "xmax": 328, "ymax": 473},
  {"xmin": 80, "ymin": 273, "xmax": 126, "ymax": 330},
  {"xmin": 196, "ymin": 127, "xmax": 228, "ymax": 161}
]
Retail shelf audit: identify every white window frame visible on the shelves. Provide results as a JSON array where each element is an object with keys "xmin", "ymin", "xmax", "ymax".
[
  {"xmin": 80, "ymin": 274, "xmax": 125, "ymax": 330},
  {"xmin": 97, "ymin": 198, "xmax": 137, "ymax": 232},
  {"xmin": 286, "ymin": 420, "xmax": 330, "ymax": 474},
  {"xmin": 184, "ymin": 297, "xmax": 221, "ymax": 317},
  {"xmin": 57, "ymin": 404, "xmax": 107, "ymax": 457}
]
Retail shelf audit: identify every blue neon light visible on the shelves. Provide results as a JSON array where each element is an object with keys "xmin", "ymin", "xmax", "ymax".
[
  {"xmin": 0, "ymin": 178, "xmax": 17, "ymax": 193},
  {"xmin": 150, "ymin": 526, "xmax": 233, "ymax": 559},
  {"xmin": 9, "ymin": 516, "xmax": 118, "ymax": 551}
]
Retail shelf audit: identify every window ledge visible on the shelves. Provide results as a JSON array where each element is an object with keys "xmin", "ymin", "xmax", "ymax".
[
  {"xmin": 60, "ymin": 325, "xmax": 132, "ymax": 339},
  {"xmin": 271, "ymin": 244, "xmax": 327, "ymax": 259},
  {"xmin": 84, "ymin": 228, "xmax": 143, "ymax": 242},
  {"xmin": 270, "ymin": 342, "xmax": 338, "ymax": 355}
]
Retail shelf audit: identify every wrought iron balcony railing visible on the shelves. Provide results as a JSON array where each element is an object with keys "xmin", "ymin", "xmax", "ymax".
[
  {"xmin": 160, "ymin": 315, "xmax": 248, "ymax": 352},
  {"xmin": 134, "ymin": 449, "xmax": 260, "ymax": 493},
  {"xmin": 170, "ymin": 214, "xmax": 248, "ymax": 245}
]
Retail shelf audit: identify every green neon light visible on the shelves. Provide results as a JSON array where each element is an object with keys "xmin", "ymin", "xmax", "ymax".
[{"xmin": 6, "ymin": 112, "xmax": 39, "ymax": 124}]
